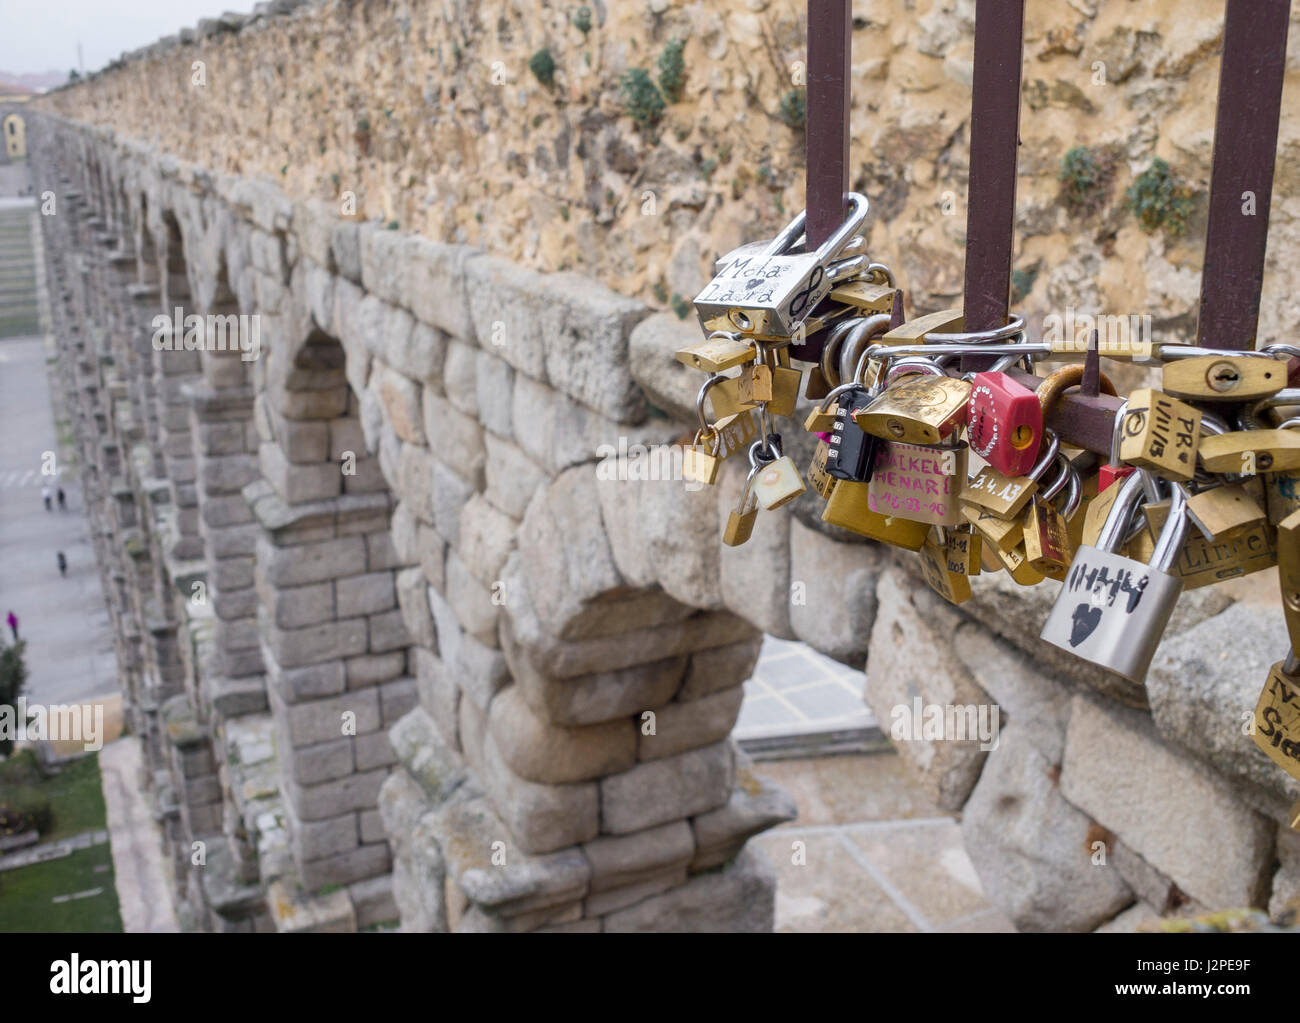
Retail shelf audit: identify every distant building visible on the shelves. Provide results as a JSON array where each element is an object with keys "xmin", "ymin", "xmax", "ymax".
[{"xmin": 0, "ymin": 80, "xmax": 32, "ymax": 162}]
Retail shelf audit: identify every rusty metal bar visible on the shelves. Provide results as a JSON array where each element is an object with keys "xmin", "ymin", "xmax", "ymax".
[
  {"xmin": 961, "ymin": 0, "xmax": 1026, "ymax": 374},
  {"xmin": 805, "ymin": 0, "xmax": 852, "ymax": 250},
  {"xmin": 1195, "ymin": 0, "xmax": 1291, "ymax": 351}
]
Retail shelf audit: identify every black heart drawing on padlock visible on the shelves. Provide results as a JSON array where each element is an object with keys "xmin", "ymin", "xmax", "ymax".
[{"xmin": 1069, "ymin": 603, "xmax": 1103, "ymax": 647}]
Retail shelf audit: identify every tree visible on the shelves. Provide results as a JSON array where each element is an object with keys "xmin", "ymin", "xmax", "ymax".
[{"xmin": 0, "ymin": 639, "xmax": 29, "ymax": 757}]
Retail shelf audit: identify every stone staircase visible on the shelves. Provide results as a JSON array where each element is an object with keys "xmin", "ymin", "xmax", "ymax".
[{"xmin": 0, "ymin": 201, "xmax": 39, "ymax": 338}]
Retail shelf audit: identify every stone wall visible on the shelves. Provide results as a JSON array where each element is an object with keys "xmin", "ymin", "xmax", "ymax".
[{"xmin": 26, "ymin": 0, "xmax": 1300, "ymax": 933}]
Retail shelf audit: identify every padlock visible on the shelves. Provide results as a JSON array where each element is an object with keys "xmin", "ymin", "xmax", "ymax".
[
  {"xmin": 807, "ymin": 437, "xmax": 838, "ymax": 499},
  {"xmin": 1040, "ymin": 472, "xmax": 1190, "ymax": 684},
  {"xmin": 683, "ymin": 428, "xmax": 723, "ymax": 486},
  {"xmin": 854, "ymin": 371, "xmax": 971, "ymax": 446},
  {"xmin": 879, "ymin": 308, "xmax": 964, "ymax": 345},
  {"xmin": 693, "ymin": 194, "xmax": 870, "ymax": 338},
  {"xmin": 738, "ymin": 362, "xmax": 774, "ymax": 404},
  {"xmin": 920, "ymin": 530, "xmax": 973, "ymax": 605},
  {"xmin": 961, "ymin": 430, "xmax": 1061, "ymax": 521},
  {"xmin": 1250, "ymin": 648, "xmax": 1300, "ymax": 781},
  {"xmin": 1118, "ymin": 388, "xmax": 1201, "ymax": 482},
  {"xmin": 1184, "ymin": 483, "xmax": 1266, "ymax": 541},
  {"xmin": 821, "ymin": 479, "xmax": 930, "ymax": 550},
  {"xmin": 967, "ymin": 371, "xmax": 1042, "ymax": 478},
  {"xmin": 1098, "ymin": 397, "xmax": 1136, "ymax": 493},
  {"xmin": 994, "ymin": 542, "xmax": 1046, "ymax": 586},
  {"xmin": 868, "ymin": 439, "xmax": 967, "ymax": 525},
  {"xmin": 676, "ymin": 333, "xmax": 754, "ymax": 373},
  {"xmin": 714, "ymin": 410, "xmax": 758, "ymax": 459},
  {"xmin": 709, "ymin": 375, "xmax": 757, "ymax": 420},
  {"xmin": 826, "ymin": 387, "xmax": 884, "ymax": 482},
  {"xmin": 1022, "ymin": 455, "xmax": 1080, "ymax": 580},
  {"xmin": 1162, "ymin": 353, "xmax": 1287, "ymax": 403},
  {"xmin": 1264, "ymin": 467, "xmax": 1300, "ymax": 525},
  {"xmin": 723, "ymin": 452, "xmax": 763, "ymax": 547},
  {"xmin": 1132, "ymin": 498, "xmax": 1277, "ymax": 589},
  {"xmin": 828, "ymin": 279, "xmax": 897, "ymax": 316},
  {"xmin": 961, "ymin": 502, "xmax": 1024, "ymax": 554},
  {"xmin": 1199, "ymin": 429, "xmax": 1300, "ymax": 475},
  {"xmin": 804, "ymin": 364, "xmax": 831, "ymax": 401},
  {"xmin": 945, "ymin": 525, "xmax": 982, "ymax": 576},
  {"xmin": 750, "ymin": 437, "xmax": 806, "ymax": 510}
]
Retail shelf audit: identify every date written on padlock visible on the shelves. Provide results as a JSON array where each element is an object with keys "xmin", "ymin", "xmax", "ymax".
[
  {"xmin": 867, "ymin": 441, "xmax": 966, "ymax": 526},
  {"xmin": 1118, "ymin": 388, "xmax": 1201, "ymax": 481},
  {"xmin": 919, "ymin": 535, "xmax": 972, "ymax": 605},
  {"xmin": 854, "ymin": 375, "xmax": 972, "ymax": 446},
  {"xmin": 967, "ymin": 372, "xmax": 1042, "ymax": 478}
]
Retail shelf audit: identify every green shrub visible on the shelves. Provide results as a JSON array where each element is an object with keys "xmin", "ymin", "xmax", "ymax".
[
  {"xmin": 1126, "ymin": 157, "xmax": 1194, "ymax": 235},
  {"xmin": 621, "ymin": 68, "xmax": 665, "ymax": 131},
  {"xmin": 779, "ymin": 89, "xmax": 806, "ymax": 130},
  {"xmin": 1011, "ymin": 265, "xmax": 1040, "ymax": 304},
  {"xmin": 529, "ymin": 48, "xmax": 557, "ymax": 87},
  {"xmin": 1058, "ymin": 146, "xmax": 1115, "ymax": 217},
  {"xmin": 573, "ymin": 6, "xmax": 592, "ymax": 35},
  {"xmin": 658, "ymin": 38, "xmax": 686, "ymax": 102},
  {"xmin": 0, "ymin": 640, "xmax": 29, "ymax": 758}
]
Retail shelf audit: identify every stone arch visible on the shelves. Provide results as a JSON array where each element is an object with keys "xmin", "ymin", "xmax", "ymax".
[{"xmin": 0, "ymin": 112, "xmax": 23, "ymax": 162}]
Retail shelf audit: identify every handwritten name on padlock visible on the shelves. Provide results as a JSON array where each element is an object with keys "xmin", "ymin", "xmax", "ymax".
[{"xmin": 868, "ymin": 442, "xmax": 964, "ymax": 525}]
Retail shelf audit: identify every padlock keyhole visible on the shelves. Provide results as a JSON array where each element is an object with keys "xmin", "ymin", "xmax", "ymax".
[{"xmin": 1010, "ymin": 425, "xmax": 1036, "ymax": 450}]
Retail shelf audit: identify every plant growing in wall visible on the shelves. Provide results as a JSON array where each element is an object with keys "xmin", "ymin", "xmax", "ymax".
[
  {"xmin": 1126, "ymin": 157, "xmax": 1195, "ymax": 236},
  {"xmin": 779, "ymin": 89, "xmax": 806, "ymax": 131},
  {"xmin": 621, "ymin": 68, "xmax": 666, "ymax": 133},
  {"xmin": 354, "ymin": 115, "xmax": 372, "ymax": 157},
  {"xmin": 529, "ymin": 48, "xmax": 557, "ymax": 87},
  {"xmin": 658, "ymin": 38, "xmax": 687, "ymax": 102},
  {"xmin": 0, "ymin": 640, "xmax": 29, "ymax": 758},
  {"xmin": 573, "ymin": 6, "xmax": 593, "ymax": 36},
  {"xmin": 1058, "ymin": 145, "xmax": 1115, "ymax": 218}
]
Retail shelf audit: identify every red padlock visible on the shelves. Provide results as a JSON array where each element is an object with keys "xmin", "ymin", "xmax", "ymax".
[
  {"xmin": 967, "ymin": 371, "xmax": 1042, "ymax": 477},
  {"xmin": 1098, "ymin": 463, "xmax": 1136, "ymax": 492}
]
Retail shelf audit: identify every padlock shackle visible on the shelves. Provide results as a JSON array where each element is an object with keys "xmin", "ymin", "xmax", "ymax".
[
  {"xmin": 865, "ymin": 341, "xmax": 1049, "ymax": 364},
  {"xmin": 1108, "ymin": 397, "xmax": 1129, "ymax": 466},
  {"xmin": 1240, "ymin": 388, "xmax": 1300, "ymax": 430},
  {"xmin": 1158, "ymin": 344, "xmax": 1282, "ymax": 361},
  {"xmin": 924, "ymin": 314, "xmax": 1026, "ymax": 346},
  {"xmin": 1149, "ymin": 483, "xmax": 1190, "ymax": 573},
  {"xmin": 1095, "ymin": 470, "xmax": 1148, "ymax": 554},
  {"xmin": 839, "ymin": 314, "xmax": 891, "ymax": 387},
  {"xmin": 760, "ymin": 192, "xmax": 869, "ymax": 266},
  {"xmin": 1028, "ymin": 430, "xmax": 1062, "ymax": 483},
  {"xmin": 821, "ymin": 315, "xmax": 868, "ymax": 388},
  {"xmin": 695, "ymin": 373, "xmax": 727, "ymax": 433}
]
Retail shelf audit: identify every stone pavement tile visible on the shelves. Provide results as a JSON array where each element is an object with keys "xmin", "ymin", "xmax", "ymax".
[
  {"xmin": 735, "ymin": 695, "xmax": 795, "ymax": 732},
  {"xmin": 778, "ymin": 681, "xmax": 865, "ymax": 721},
  {"xmin": 937, "ymin": 907, "xmax": 1019, "ymax": 933},
  {"xmin": 843, "ymin": 820, "xmax": 993, "ymax": 928},
  {"xmin": 99, "ymin": 737, "xmax": 180, "ymax": 933},
  {"xmin": 758, "ymin": 753, "xmax": 946, "ymax": 827},
  {"xmin": 749, "ymin": 828, "xmax": 920, "ymax": 934}
]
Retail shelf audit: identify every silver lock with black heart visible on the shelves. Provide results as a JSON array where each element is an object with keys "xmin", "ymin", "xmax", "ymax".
[{"xmin": 1039, "ymin": 470, "xmax": 1189, "ymax": 684}]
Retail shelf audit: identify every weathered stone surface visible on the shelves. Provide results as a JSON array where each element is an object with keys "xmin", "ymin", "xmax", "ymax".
[
  {"xmin": 1060, "ymin": 694, "xmax": 1274, "ymax": 910},
  {"xmin": 865, "ymin": 566, "xmax": 994, "ymax": 812},
  {"xmin": 427, "ymin": 584, "xmax": 509, "ymax": 709},
  {"xmin": 715, "ymin": 459, "xmax": 795, "ymax": 639},
  {"xmin": 487, "ymin": 684, "xmax": 637, "ymax": 784},
  {"xmin": 962, "ymin": 722, "xmax": 1133, "ymax": 932},
  {"xmin": 479, "ymin": 732, "xmax": 600, "ymax": 854},
  {"xmin": 413, "ymin": 647, "xmax": 461, "ymax": 751},
  {"xmin": 1147, "ymin": 602, "xmax": 1298, "ymax": 799},
  {"xmin": 600, "ymin": 740, "xmax": 734, "ymax": 835},
  {"xmin": 1269, "ymin": 826, "xmax": 1300, "ymax": 919},
  {"xmin": 677, "ymin": 637, "xmax": 763, "ymax": 703},
  {"xmin": 603, "ymin": 846, "xmax": 776, "ymax": 932},
  {"xmin": 638, "ymin": 686, "xmax": 744, "ymax": 762},
  {"xmin": 395, "ymin": 566, "xmax": 437, "ymax": 650},
  {"xmin": 483, "ymin": 433, "xmax": 545, "ymax": 520},
  {"xmin": 627, "ymin": 312, "xmax": 700, "ymax": 422},
  {"xmin": 582, "ymin": 820, "xmax": 694, "ymax": 892},
  {"xmin": 788, "ymin": 516, "xmax": 883, "ymax": 666},
  {"xmin": 690, "ymin": 756, "xmax": 798, "ymax": 871}
]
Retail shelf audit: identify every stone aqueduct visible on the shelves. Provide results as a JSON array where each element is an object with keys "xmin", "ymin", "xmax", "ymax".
[{"xmin": 22, "ymin": 10, "xmax": 1300, "ymax": 932}]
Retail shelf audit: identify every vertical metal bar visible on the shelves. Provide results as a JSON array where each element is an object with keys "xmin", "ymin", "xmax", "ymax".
[
  {"xmin": 962, "ymin": 0, "xmax": 1026, "ymax": 372},
  {"xmin": 805, "ymin": 0, "xmax": 852, "ymax": 250},
  {"xmin": 1195, "ymin": 0, "xmax": 1291, "ymax": 351}
]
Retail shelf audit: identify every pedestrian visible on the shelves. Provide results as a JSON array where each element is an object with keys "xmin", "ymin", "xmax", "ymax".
[
  {"xmin": 41, "ymin": 484, "xmax": 52, "ymax": 511},
  {"xmin": 6, "ymin": 611, "xmax": 17, "ymax": 641},
  {"xmin": 57, "ymin": 486, "xmax": 66, "ymax": 510},
  {"xmin": 57, "ymin": 551, "xmax": 67, "ymax": 576}
]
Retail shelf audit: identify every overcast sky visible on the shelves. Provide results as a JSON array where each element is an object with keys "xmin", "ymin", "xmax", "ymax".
[{"xmin": 1, "ymin": 0, "xmax": 227, "ymax": 76}]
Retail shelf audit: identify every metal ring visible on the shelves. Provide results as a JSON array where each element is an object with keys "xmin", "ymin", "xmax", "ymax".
[
  {"xmin": 821, "ymin": 316, "xmax": 867, "ymax": 388},
  {"xmin": 866, "ymin": 262, "xmax": 895, "ymax": 287},
  {"xmin": 925, "ymin": 314, "xmax": 1026, "ymax": 346},
  {"xmin": 695, "ymin": 374, "xmax": 726, "ymax": 433}
]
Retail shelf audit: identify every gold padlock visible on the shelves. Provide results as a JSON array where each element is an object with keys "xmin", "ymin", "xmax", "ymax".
[
  {"xmin": 1264, "ymin": 468, "xmax": 1300, "ymax": 525},
  {"xmin": 822, "ymin": 479, "xmax": 929, "ymax": 550},
  {"xmin": 1279, "ymin": 509, "xmax": 1300, "ymax": 653},
  {"xmin": 1118, "ymin": 388, "xmax": 1201, "ymax": 482},
  {"xmin": 879, "ymin": 308, "xmax": 964, "ymax": 345},
  {"xmin": 808, "ymin": 440, "xmax": 837, "ymax": 500},
  {"xmin": 854, "ymin": 373, "xmax": 971, "ymax": 446},
  {"xmin": 751, "ymin": 443, "xmax": 806, "ymax": 511},
  {"xmin": 945, "ymin": 525, "xmax": 982, "ymax": 576},
  {"xmin": 676, "ymin": 334, "xmax": 754, "ymax": 374},
  {"xmin": 1021, "ymin": 456, "xmax": 1077, "ymax": 579},
  {"xmin": 1199, "ymin": 429, "xmax": 1300, "ymax": 475},
  {"xmin": 738, "ymin": 362, "xmax": 774, "ymax": 405},
  {"xmin": 995, "ymin": 542, "xmax": 1046, "ymax": 586},
  {"xmin": 1251, "ymin": 653, "xmax": 1300, "ymax": 781},
  {"xmin": 1134, "ymin": 499, "xmax": 1278, "ymax": 589},
  {"xmin": 1162, "ymin": 354, "xmax": 1288, "ymax": 403},
  {"xmin": 920, "ymin": 531, "xmax": 973, "ymax": 605},
  {"xmin": 709, "ymin": 375, "xmax": 757, "ymax": 420},
  {"xmin": 722, "ymin": 460, "xmax": 762, "ymax": 547},
  {"xmin": 1185, "ymin": 484, "xmax": 1266, "ymax": 541},
  {"xmin": 961, "ymin": 502, "xmax": 1024, "ymax": 554},
  {"xmin": 961, "ymin": 431, "xmax": 1061, "ymax": 521},
  {"xmin": 683, "ymin": 428, "xmax": 723, "ymax": 486},
  {"xmin": 868, "ymin": 440, "xmax": 967, "ymax": 526}
]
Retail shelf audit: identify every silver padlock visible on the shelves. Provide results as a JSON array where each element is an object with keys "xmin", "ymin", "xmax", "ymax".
[
  {"xmin": 1040, "ymin": 471, "xmax": 1189, "ymax": 684},
  {"xmin": 693, "ymin": 193, "xmax": 870, "ymax": 339}
]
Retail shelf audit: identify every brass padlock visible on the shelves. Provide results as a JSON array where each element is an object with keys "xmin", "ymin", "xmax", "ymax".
[
  {"xmin": 961, "ymin": 431, "xmax": 1061, "ymax": 521},
  {"xmin": 807, "ymin": 439, "xmax": 837, "ymax": 500},
  {"xmin": 676, "ymin": 333, "xmax": 754, "ymax": 373},
  {"xmin": 1264, "ymin": 468, "xmax": 1300, "ymax": 525},
  {"xmin": 683, "ymin": 428, "xmax": 723, "ymax": 486},
  {"xmin": 1134, "ymin": 498, "xmax": 1278, "ymax": 589},
  {"xmin": 1162, "ymin": 354, "xmax": 1287, "ymax": 403},
  {"xmin": 1117, "ymin": 388, "xmax": 1201, "ymax": 482},
  {"xmin": 868, "ymin": 439, "xmax": 967, "ymax": 526},
  {"xmin": 1184, "ymin": 484, "xmax": 1266, "ymax": 541},
  {"xmin": 1199, "ymin": 429, "xmax": 1300, "ymax": 475},
  {"xmin": 920, "ymin": 530, "xmax": 972, "ymax": 605},
  {"xmin": 995, "ymin": 542, "xmax": 1046, "ymax": 586},
  {"xmin": 1251, "ymin": 650, "xmax": 1300, "ymax": 781},
  {"xmin": 1279, "ymin": 509, "xmax": 1300, "ymax": 653},
  {"xmin": 945, "ymin": 525, "xmax": 982, "ymax": 576},
  {"xmin": 709, "ymin": 375, "xmax": 757, "ymax": 420},
  {"xmin": 822, "ymin": 479, "xmax": 929, "ymax": 550},
  {"xmin": 738, "ymin": 362, "xmax": 774, "ymax": 405},
  {"xmin": 722, "ymin": 456, "xmax": 763, "ymax": 547},
  {"xmin": 1022, "ymin": 455, "xmax": 1079, "ymax": 580},
  {"xmin": 961, "ymin": 502, "xmax": 1024, "ymax": 554},
  {"xmin": 854, "ymin": 371, "xmax": 971, "ymax": 446}
]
